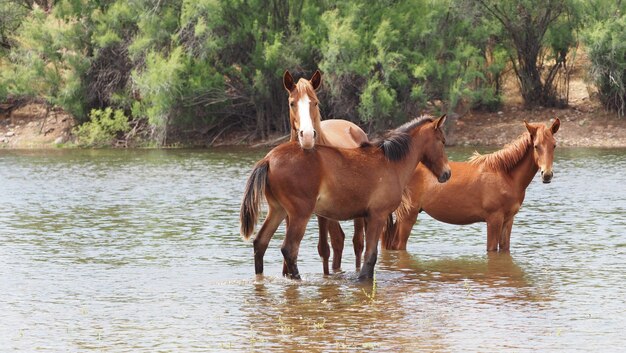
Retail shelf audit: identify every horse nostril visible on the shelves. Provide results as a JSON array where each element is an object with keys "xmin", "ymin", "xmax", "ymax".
[
  {"xmin": 438, "ymin": 170, "xmax": 451, "ymax": 183},
  {"xmin": 299, "ymin": 130, "xmax": 304, "ymax": 138},
  {"xmin": 542, "ymin": 171, "xmax": 553, "ymax": 183},
  {"xmin": 313, "ymin": 130, "xmax": 317, "ymax": 139}
]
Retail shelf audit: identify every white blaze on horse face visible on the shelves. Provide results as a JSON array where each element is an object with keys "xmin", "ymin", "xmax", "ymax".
[{"xmin": 297, "ymin": 95, "xmax": 315, "ymax": 149}]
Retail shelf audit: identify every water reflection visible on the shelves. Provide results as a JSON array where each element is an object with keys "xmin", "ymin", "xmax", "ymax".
[
  {"xmin": 244, "ymin": 277, "xmax": 450, "ymax": 352},
  {"xmin": 380, "ymin": 251, "xmax": 525, "ymax": 286},
  {"xmin": 240, "ymin": 249, "xmax": 551, "ymax": 352},
  {"xmin": 378, "ymin": 251, "xmax": 552, "ymax": 304}
]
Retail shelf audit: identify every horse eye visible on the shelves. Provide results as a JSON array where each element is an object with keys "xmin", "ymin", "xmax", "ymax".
[
  {"xmin": 553, "ymin": 144, "xmax": 557, "ymax": 149},
  {"xmin": 534, "ymin": 145, "xmax": 538, "ymax": 149},
  {"xmin": 289, "ymin": 102, "xmax": 295, "ymax": 108}
]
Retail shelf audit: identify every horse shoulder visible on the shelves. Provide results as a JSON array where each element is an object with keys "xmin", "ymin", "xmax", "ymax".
[{"xmin": 268, "ymin": 143, "xmax": 321, "ymax": 180}]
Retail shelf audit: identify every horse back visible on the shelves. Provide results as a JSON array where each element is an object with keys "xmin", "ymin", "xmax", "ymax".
[{"xmin": 319, "ymin": 119, "xmax": 368, "ymax": 148}]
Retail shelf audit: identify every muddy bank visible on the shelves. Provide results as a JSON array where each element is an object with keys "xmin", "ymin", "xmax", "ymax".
[
  {"xmin": 446, "ymin": 105, "xmax": 626, "ymax": 148},
  {"xmin": 0, "ymin": 104, "xmax": 74, "ymax": 148}
]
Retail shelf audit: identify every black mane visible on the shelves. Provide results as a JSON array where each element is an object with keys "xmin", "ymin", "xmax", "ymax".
[{"xmin": 362, "ymin": 116, "xmax": 434, "ymax": 161}]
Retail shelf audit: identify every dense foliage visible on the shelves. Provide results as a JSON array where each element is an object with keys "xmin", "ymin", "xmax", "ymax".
[
  {"xmin": 583, "ymin": 1, "xmax": 626, "ymax": 116},
  {"xmin": 0, "ymin": 0, "xmax": 620, "ymax": 146}
]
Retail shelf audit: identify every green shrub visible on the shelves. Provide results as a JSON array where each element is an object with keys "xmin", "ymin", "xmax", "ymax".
[
  {"xmin": 584, "ymin": 14, "xmax": 626, "ymax": 116},
  {"xmin": 73, "ymin": 108, "xmax": 130, "ymax": 147}
]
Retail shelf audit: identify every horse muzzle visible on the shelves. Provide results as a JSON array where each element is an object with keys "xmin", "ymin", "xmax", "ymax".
[
  {"xmin": 541, "ymin": 170, "xmax": 553, "ymax": 183},
  {"xmin": 438, "ymin": 169, "xmax": 451, "ymax": 183},
  {"xmin": 298, "ymin": 129, "xmax": 317, "ymax": 149}
]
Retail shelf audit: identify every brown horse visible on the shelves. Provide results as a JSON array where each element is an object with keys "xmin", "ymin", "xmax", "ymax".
[
  {"xmin": 381, "ymin": 118, "xmax": 560, "ymax": 251},
  {"xmin": 283, "ymin": 70, "xmax": 368, "ymax": 274},
  {"xmin": 240, "ymin": 116, "xmax": 451, "ymax": 280}
]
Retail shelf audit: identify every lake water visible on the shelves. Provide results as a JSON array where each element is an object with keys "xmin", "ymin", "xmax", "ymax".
[{"xmin": 1, "ymin": 147, "xmax": 625, "ymax": 352}]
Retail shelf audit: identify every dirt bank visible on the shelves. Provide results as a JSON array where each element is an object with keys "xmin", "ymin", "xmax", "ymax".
[
  {"xmin": 447, "ymin": 104, "xmax": 626, "ymax": 148},
  {"xmin": 0, "ymin": 104, "xmax": 74, "ymax": 148}
]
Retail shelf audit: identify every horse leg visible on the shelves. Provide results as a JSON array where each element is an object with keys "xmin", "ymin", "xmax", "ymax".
[
  {"xmin": 327, "ymin": 219, "xmax": 345, "ymax": 271},
  {"xmin": 486, "ymin": 216, "xmax": 504, "ymax": 252},
  {"xmin": 391, "ymin": 208, "xmax": 419, "ymax": 250},
  {"xmin": 317, "ymin": 216, "xmax": 332, "ymax": 275},
  {"xmin": 281, "ymin": 216, "xmax": 309, "ymax": 280},
  {"xmin": 282, "ymin": 216, "xmax": 290, "ymax": 276},
  {"xmin": 352, "ymin": 218, "xmax": 365, "ymax": 270},
  {"xmin": 358, "ymin": 215, "xmax": 385, "ymax": 281},
  {"xmin": 499, "ymin": 217, "xmax": 514, "ymax": 251},
  {"xmin": 253, "ymin": 207, "xmax": 286, "ymax": 275}
]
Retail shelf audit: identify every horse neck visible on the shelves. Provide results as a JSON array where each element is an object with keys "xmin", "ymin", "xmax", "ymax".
[
  {"xmin": 312, "ymin": 109, "xmax": 328, "ymax": 145},
  {"xmin": 397, "ymin": 133, "xmax": 427, "ymax": 185},
  {"xmin": 508, "ymin": 145, "xmax": 539, "ymax": 193}
]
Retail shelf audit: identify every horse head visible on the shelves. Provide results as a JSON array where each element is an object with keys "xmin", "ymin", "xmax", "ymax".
[
  {"xmin": 283, "ymin": 70, "xmax": 323, "ymax": 149},
  {"xmin": 419, "ymin": 115, "xmax": 451, "ymax": 183},
  {"xmin": 524, "ymin": 118, "xmax": 560, "ymax": 183}
]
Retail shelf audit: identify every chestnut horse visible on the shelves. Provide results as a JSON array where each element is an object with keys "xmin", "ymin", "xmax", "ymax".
[
  {"xmin": 283, "ymin": 70, "xmax": 368, "ymax": 274},
  {"xmin": 381, "ymin": 118, "xmax": 560, "ymax": 251},
  {"xmin": 240, "ymin": 116, "xmax": 451, "ymax": 280}
]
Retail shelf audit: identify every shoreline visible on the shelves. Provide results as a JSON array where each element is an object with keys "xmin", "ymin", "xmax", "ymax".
[{"xmin": 2, "ymin": 103, "xmax": 626, "ymax": 149}]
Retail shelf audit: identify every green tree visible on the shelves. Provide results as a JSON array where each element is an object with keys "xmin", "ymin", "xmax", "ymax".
[
  {"xmin": 0, "ymin": 6, "xmax": 90, "ymax": 116},
  {"xmin": 477, "ymin": 0, "xmax": 580, "ymax": 107},
  {"xmin": 584, "ymin": 12, "xmax": 626, "ymax": 116},
  {"xmin": 320, "ymin": 0, "xmax": 504, "ymax": 130}
]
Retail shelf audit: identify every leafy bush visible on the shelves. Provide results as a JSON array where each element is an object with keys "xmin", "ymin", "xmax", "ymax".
[
  {"xmin": 584, "ymin": 14, "xmax": 626, "ymax": 116},
  {"xmin": 73, "ymin": 108, "xmax": 130, "ymax": 147}
]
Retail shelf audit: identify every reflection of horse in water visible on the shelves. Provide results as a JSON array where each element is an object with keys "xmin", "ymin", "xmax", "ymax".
[
  {"xmin": 247, "ymin": 279, "xmax": 448, "ymax": 351},
  {"xmin": 377, "ymin": 250, "xmax": 545, "ymax": 295},
  {"xmin": 243, "ymin": 250, "xmax": 549, "ymax": 352}
]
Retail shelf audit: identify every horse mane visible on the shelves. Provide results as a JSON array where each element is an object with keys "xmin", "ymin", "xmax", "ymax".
[
  {"xmin": 363, "ymin": 116, "xmax": 434, "ymax": 161},
  {"xmin": 468, "ymin": 132, "xmax": 532, "ymax": 171},
  {"xmin": 295, "ymin": 78, "xmax": 319, "ymax": 103}
]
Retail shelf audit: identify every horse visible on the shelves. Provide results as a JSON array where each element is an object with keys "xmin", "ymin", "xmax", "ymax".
[
  {"xmin": 381, "ymin": 118, "xmax": 560, "ymax": 252},
  {"xmin": 283, "ymin": 70, "xmax": 368, "ymax": 274},
  {"xmin": 240, "ymin": 115, "xmax": 451, "ymax": 280}
]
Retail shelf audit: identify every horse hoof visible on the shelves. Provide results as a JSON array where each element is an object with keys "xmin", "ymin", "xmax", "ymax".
[{"xmin": 357, "ymin": 273, "xmax": 374, "ymax": 282}]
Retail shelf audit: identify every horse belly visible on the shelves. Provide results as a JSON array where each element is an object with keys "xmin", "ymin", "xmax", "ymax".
[
  {"xmin": 314, "ymin": 193, "xmax": 364, "ymax": 221},
  {"xmin": 426, "ymin": 207, "xmax": 484, "ymax": 225},
  {"xmin": 420, "ymin": 185, "xmax": 485, "ymax": 225}
]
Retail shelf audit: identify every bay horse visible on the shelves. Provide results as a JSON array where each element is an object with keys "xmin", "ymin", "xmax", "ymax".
[
  {"xmin": 283, "ymin": 70, "xmax": 368, "ymax": 274},
  {"xmin": 381, "ymin": 118, "xmax": 560, "ymax": 251},
  {"xmin": 240, "ymin": 116, "xmax": 451, "ymax": 280}
]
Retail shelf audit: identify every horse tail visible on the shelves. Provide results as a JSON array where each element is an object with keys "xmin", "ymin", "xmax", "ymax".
[
  {"xmin": 382, "ymin": 213, "xmax": 397, "ymax": 249},
  {"xmin": 381, "ymin": 187, "xmax": 411, "ymax": 249},
  {"xmin": 240, "ymin": 158, "xmax": 269, "ymax": 240}
]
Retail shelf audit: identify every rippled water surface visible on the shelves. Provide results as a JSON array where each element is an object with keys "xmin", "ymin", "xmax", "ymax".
[{"xmin": 1, "ymin": 147, "xmax": 625, "ymax": 352}]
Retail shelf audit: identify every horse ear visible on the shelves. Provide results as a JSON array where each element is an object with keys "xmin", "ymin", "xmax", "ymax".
[
  {"xmin": 551, "ymin": 117, "xmax": 560, "ymax": 134},
  {"xmin": 283, "ymin": 70, "xmax": 296, "ymax": 92},
  {"xmin": 435, "ymin": 114, "xmax": 447, "ymax": 130},
  {"xmin": 310, "ymin": 70, "xmax": 322, "ymax": 90},
  {"xmin": 524, "ymin": 120, "xmax": 538, "ymax": 137}
]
